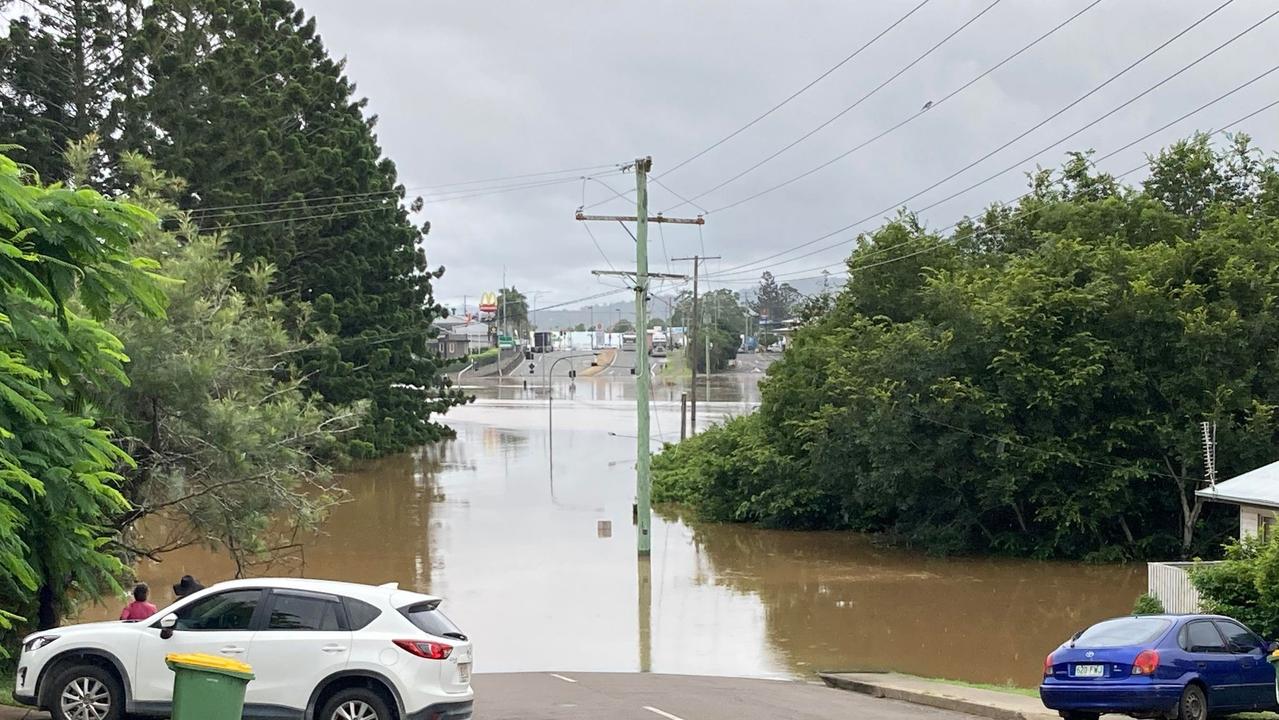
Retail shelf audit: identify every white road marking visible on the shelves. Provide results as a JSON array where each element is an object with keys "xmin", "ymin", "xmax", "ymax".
[
  {"xmin": 644, "ymin": 706, "xmax": 687, "ymax": 720},
  {"xmin": 549, "ymin": 673, "xmax": 577, "ymax": 683}
]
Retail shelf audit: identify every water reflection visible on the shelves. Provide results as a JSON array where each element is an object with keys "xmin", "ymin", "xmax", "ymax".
[{"xmin": 87, "ymin": 396, "xmax": 1142, "ymax": 687}]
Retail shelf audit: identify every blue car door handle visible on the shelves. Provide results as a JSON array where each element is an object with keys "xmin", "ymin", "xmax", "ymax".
[{"xmin": 1196, "ymin": 661, "xmax": 1208, "ymax": 670}]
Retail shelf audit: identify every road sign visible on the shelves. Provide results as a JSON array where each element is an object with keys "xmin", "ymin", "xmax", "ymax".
[{"xmin": 498, "ymin": 334, "xmax": 515, "ymax": 349}]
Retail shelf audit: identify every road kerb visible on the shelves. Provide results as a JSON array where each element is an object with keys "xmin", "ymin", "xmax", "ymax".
[{"xmin": 819, "ymin": 672, "xmax": 1057, "ymax": 720}]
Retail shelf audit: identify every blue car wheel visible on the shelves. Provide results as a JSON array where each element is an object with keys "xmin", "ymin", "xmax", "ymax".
[{"xmin": 1177, "ymin": 684, "xmax": 1207, "ymax": 720}]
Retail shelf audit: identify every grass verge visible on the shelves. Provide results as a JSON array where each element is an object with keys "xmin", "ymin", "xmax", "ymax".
[
  {"xmin": 923, "ymin": 676, "xmax": 1039, "ymax": 698},
  {"xmin": 0, "ymin": 670, "xmax": 15, "ymax": 706},
  {"xmin": 657, "ymin": 348, "xmax": 690, "ymax": 383}
]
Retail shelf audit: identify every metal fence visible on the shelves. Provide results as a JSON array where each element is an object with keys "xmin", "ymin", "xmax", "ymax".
[{"xmin": 1147, "ymin": 561, "xmax": 1220, "ymax": 614}]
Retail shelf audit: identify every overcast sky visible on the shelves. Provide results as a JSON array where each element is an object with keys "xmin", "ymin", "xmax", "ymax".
[{"xmin": 297, "ymin": 0, "xmax": 1279, "ymax": 313}]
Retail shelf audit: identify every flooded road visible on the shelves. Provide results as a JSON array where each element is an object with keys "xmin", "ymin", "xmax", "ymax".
[{"xmin": 96, "ymin": 371, "xmax": 1144, "ymax": 689}]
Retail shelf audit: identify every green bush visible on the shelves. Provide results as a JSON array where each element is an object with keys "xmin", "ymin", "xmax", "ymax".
[
  {"xmin": 469, "ymin": 348, "xmax": 500, "ymax": 367},
  {"xmin": 653, "ymin": 414, "xmax": 834, "ymax": 528},
  {"xmin": 1132, "ymin": 594, "xmax": 1165, "ymax": 615},
  {"xmin": 1191, "ymin": 534, "xmax": 1279, "ymax": 638}
]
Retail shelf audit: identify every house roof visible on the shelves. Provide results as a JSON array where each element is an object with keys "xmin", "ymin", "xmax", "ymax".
[{"xmin": 1196, "ymin": 459, "xmax": 1279, "ymax": 510}]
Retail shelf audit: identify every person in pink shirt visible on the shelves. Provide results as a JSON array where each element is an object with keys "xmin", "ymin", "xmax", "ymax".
[{"xmin": 120, "ymin": 582, "xmax": 158, "ymax": 621}]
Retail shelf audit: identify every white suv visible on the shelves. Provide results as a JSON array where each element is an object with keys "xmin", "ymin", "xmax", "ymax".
[{"xmin": 14, "ymin": 578, "xmax": 473, "ymax": 720}]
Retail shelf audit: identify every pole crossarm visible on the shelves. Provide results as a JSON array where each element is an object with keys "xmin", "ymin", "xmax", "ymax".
[
  {"xmin": 591, "ymin": 270, "xmax": 689, "ymax": 281},
  {"xmin": 576, "ymin": 212, "xmax": 705, "ymax": 225}
]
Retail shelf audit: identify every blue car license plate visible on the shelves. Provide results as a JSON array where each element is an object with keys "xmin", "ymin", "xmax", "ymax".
[{"xmin": 1072, "ymin": 664, "xmax": 1104, "ymax": 678}]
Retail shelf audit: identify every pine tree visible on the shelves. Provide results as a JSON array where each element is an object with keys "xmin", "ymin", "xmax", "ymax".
[
  {"xmin": 120, "ymin": 0, "xmax": 466, "ymax": 453},
  {"xmin": 0, "ymin": 0, "xmax": 140, "ymax": 179}
]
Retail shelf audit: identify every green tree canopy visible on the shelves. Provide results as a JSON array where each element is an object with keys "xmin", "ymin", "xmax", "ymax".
[
  {"xmin": 656, "ymin": 134, "xmax": 1279, "ymax": 561},
  {"xmin": 497, "ymin": 287, "xmax": 529, "ymax": 333},
  {"xmin": 0, "ymin": 0, "xmax": 468, "ymax": 456},
  {"xmin": 0, "ymin": 150, "xmax": 165, "ymax": 630}
]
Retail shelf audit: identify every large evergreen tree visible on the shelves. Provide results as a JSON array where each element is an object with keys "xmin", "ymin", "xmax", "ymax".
[
  {"xmin": 114, "ymin": 0, "xmax": 465, "ymax": 453},
  {"xmin": 0, "ymin": 0, "xmax": 466, "ymax": 455}
]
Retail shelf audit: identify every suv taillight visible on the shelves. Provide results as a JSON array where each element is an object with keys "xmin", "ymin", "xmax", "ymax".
[
  {"xmin": 1132, "ymin": 649, "xmax": 1159, "ymax": 675},
  {"xmin": 1043, "ymin": 653, "xmax": 1054, "ymax": 677},
  {"xmin": 394, "ymin": 639, "xmax": 453, "ymax": 660}
]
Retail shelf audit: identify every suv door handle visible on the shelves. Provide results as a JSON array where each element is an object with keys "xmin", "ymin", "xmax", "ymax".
[
  {"xmin": 220, "ymin": 646, "xmax": 245, "ymax": 655},
  {"xmin": 321, "ymin": 644, "xmax": 348, "ymax": 653},
  {"xmin": 1196, "ymin": 661, "xmax": 1207, "ymax": 670}
]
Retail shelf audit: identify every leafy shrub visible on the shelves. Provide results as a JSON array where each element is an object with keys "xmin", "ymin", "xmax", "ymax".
[
  {"xmin": 1191, "ymin": 535, "xmax": 1279, "ymax": 638},
  {"xmin": 1132, "ymin": 594, "xmax": 1165, "ymax": 615}
]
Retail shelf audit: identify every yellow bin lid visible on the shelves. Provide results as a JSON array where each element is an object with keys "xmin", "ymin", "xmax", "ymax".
[{"xmin": 165, "ymin": 653, "xmax": 254, "ymax": 679}]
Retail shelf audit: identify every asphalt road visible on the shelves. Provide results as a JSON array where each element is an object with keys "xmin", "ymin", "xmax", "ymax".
[
  {"xmin": 0, "ymin": 673, "xmax": 972, "ymax": 720},
  {"xmin": 472, "ymin": 672, "xmax": 972, "ymax": 720}
]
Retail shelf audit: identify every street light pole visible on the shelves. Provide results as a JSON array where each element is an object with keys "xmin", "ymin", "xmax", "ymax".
[{"xmin": 545, "ymin": 353, "xmax": 598, "ymax": 463}]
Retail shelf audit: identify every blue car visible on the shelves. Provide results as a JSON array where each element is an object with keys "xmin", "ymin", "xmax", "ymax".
[{"xmin": 1040, "ymin": 614, "xmax": 1277, "ymax": 720}]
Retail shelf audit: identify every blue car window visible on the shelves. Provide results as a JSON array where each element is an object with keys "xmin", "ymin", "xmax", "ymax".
[
  {"xmin": 1073, "ymin": 617, "xmax": 1171, "ymax": 648},
  {"xmin": 1181, "ymin": 621, "xmax": 1228, "ymax": 653},
  {"xmin": 1214, "ymin": 620, "xmax": 1263, "ymax": 653}
]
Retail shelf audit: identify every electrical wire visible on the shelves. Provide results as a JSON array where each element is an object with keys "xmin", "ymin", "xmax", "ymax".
[
  {"xmin": 196, "ymin": 170, "xmax": 626, "ymax": 227},
  {"xmin": 708, "ymin": 0, "xmax": 1252, "ymax": 279},
  {"xmin": 717, "ymin": 92, "xmax": 1279, "ymax": 288},
  {"xmin": 658, "ymin": 0, "xmax": 933, "ymax": 179},
  {"xmin": 704, "ymin": 0, "xmax": 1105, "ymax": 215},
  {"xmin": 581, "ymin": 222, "xmax": 617, "ymax": 272},
  {"xmin": 711, "ymin": 62, "xmax": 1279, "ymax": 281},
  {"xmin": 197, "ymin": 171, "xmax": 625, "ymax": 232},
  {"xmin": 189, "ymin": 163, "xmax": 620, "ymax": 217},
  {"xmin": 664, "ymin": 0, "xmax": 1005, "ymax": 214}
]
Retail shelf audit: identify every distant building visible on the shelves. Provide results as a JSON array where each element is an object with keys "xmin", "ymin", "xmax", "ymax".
[
  {"xmin": 1148, "ymin": 459, "xmax": 1279, "ymax": 614},
  {"xmin": 1197, "ymin": 460, "xmax": 1279, "ymax": 541},
  {"xmin": 432, "ymin": 317, "xmax": 492, "ymax": 359}
]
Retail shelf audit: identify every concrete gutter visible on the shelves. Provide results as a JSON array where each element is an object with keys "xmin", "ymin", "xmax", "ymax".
[{"xmin": 819, "ymin": 672, "xmax": 1059, "ymax": 720}]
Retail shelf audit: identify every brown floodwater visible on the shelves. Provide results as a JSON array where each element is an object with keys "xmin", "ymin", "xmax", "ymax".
[{"xmin": 83, "ymin": 377, "xmax": 1144, "ymax": 688}]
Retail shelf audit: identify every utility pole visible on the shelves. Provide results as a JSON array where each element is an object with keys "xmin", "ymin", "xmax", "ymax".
[
  {"xmin": 672, "ymin": 254, "xmax": 720, "ymax": 432},
  {"xmin": 579, "ymin": 156, "xmax": 701, "ymax": 556}
]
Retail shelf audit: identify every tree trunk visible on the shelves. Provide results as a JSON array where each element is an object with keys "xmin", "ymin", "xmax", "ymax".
[{"xmin": 37, "ymin": 583, "xmax": 58, "ymax": 630}]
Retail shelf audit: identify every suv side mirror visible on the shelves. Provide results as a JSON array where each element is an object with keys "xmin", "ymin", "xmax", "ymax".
[{"xmin": 159, "ymin": 613, "xmax": 177, "ymax": 639}]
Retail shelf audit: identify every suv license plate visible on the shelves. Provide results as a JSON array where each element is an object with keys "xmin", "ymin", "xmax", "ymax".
[{"xmin": 1073, "ymin": 664, "xmax": 1104, "ymax": 678}]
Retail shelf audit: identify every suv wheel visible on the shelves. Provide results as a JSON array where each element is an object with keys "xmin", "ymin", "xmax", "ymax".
[
  {"xmin": 321, "ymin": 688, "xmax": 393, "ymax": 720},
  {"xmin": 48, "ymin": 664, "xmax": 123, "ymax": 720}
]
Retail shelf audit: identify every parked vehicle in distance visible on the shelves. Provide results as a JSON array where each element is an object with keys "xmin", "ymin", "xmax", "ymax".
[
  {"xmin": 621, "ymin": 332, "xmax": 637, "ymax": 351},
  {"xmin": 15, "ymin": 578, "xmax": 473, "ymax": 720},
  {"xmin": 1040, "ymin": 614, "xmax": 1277, "ymax": 720},
  {"xmin": 648, "ymin": 328, "xmax": 668, "ymax": 357},
  {"xmin": 532, "ymin": 331, "xmax": 552, "ymax": 353}
]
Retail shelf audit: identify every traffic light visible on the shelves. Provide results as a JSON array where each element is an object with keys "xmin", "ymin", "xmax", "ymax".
[{"xmin": 568, "ymin": 370, "xmax": 577, "ymax": 379}]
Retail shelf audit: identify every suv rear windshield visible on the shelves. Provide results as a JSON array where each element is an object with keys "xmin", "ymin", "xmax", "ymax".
[
  {"xmin": 1073, "ymin": 617, "xmax": 1171, "ymax": 648},
  {"xmin": 401, "ymin": 602, "xmax": 467, "ymax": 641}
]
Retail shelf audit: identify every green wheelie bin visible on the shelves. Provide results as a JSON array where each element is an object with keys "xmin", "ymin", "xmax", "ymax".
[{"xmin": 165, "ymin": 652, "xmax": 255, "ymax": 720}]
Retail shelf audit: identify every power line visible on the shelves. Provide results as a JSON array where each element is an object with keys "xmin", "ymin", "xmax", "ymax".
[
  {"xmin": 581, "ymin": 222, "xmax": 617, "ymax": 272},
  {"xmin": 718, "ymin": 93, "xmax": 1279, "ymax": 287},
  {"xmin": 658, "ymin": 0, "xmax": 933, "ymax": 179},
  {"xmin": 711, "ymin": 60, "xmax": 1279, "ymax": 281},
  {"xmin": 197, "ymin": 171, "xmax": 626, "ymax": 223},
  {"xmin": 664, "ymin": 0, "xmax": 1005, "ymax": 214},
  {"xmin": 649, "ymin": 176, "xmax": 707, "ymax": 215},
  {"xmin": 190, "ymin": 163, "xmax": 620, "ymax": 217},
  {"xmin": 705, "ymin": 0, "xmax": 1105, "ymax": 215},
  {"xmin": 708, "ymin": 0, "xmax": 1250, "ymax": 279},
  {"xmin": 197, "ymin": 172, "xmax": 625, "ymax": 232}
]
